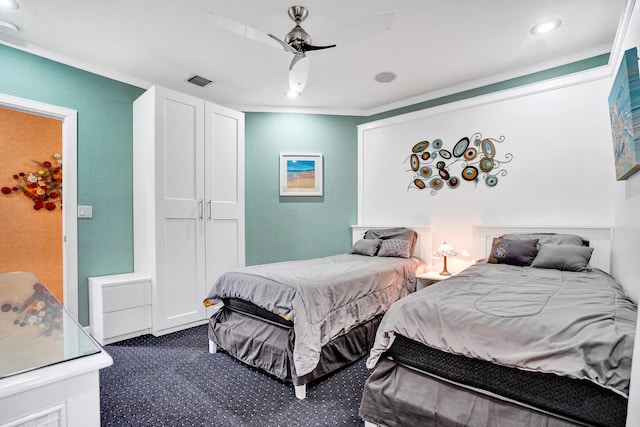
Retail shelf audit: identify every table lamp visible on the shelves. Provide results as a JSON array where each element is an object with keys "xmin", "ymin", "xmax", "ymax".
[{"xmin": 434, "ymin": 241, "xmax": 458, "ymax": 276}]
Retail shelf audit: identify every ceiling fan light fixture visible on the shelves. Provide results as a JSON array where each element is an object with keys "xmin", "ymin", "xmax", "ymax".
[
  {"xmin": 530, "ymin": 18, "xmax": 562, "ymax": 35},
  {"xmin": 0, "ymin": 0, "xmax": 19, "ymax": 9}
]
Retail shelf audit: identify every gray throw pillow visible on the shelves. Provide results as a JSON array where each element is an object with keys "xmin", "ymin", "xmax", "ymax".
[
  {"xmin": 349, "ymin": 239, "xmax": 382, "ymax": 256},
  {"xmin": 531, "ymin": 244, "xmax": 594, "ymax": 272},
  {"xmin": 364, "ymin": 227, "xmax": 417, "ymax": 254},
  {"xmin": 377, "ymin": 239, "xmax": 412, "ymax": 258},
  {"xmin": 488, "ymin": 238, "xmax": 539, "ymax": 267}
]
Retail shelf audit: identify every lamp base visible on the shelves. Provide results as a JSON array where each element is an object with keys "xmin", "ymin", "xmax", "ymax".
[{"xmin": 439, "ymin": 255, "xmax": 451, "ymax": 276}]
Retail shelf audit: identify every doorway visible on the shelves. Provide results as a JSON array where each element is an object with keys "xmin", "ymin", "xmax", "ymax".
[
  {"xmin": 0, "ymin": 93, "xmax": 78, "ymax": 319},
  {"xmin": 0, "ymin": 108, "xmax": 63, "ymax": 300}
]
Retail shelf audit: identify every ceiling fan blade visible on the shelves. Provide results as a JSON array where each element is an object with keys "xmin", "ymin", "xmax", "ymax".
[
  {"xmin": 300, "ymin": 42, "xmax": 337, "ymax": 52},
  {"xmin": 289, "ymin": 51, "xmax": 306, "ymax": 71},
  {"xmin": 289, "ymin": 55, "xmax": 310, "ymax": 92},
  {"xmin": 267, "ymin": 33, "xmax": 298, "ymax": 54},
  {"xmin": 205, "ymin": 12, "xmax": 281, "ymax": 49}
]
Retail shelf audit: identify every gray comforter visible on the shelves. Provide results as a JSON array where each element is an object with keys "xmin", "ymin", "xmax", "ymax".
[
  {"xmin": 204, "ymin": 254, "xmax": 424, "ymax": 377},
  {"xmin": 367, "ymin": 263, "xmax": 637, "ymax": 397}
]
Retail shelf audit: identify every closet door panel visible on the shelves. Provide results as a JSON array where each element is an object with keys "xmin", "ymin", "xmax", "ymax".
[
  {"xmin": 208, "ymin": 219, "xmax": 240, "ymax": 281},
  {"xmin": 204, "ymin": 104, "xmax": 245, "ymax": 290},
  {"xmin": 155, "ymin": 218, "xmax": 205, "ymax": 329},
  {"xmin": 153, "ymin": 89, "xmax": 206, "ymax": 333}
]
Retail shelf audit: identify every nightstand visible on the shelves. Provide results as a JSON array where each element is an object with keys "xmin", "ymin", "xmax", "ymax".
[{"xmin": 415, "ymin": 271, "xmax": 456, "ymax": 290}]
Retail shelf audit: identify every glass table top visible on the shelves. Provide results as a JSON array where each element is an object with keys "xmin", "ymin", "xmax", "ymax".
[{"xmin": 0, "ymin": 271, "xmax": 102, "ymax": 379}]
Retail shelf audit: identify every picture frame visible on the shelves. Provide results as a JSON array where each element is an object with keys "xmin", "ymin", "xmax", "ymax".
[
  {"xmin": 279, "ymin": 153, "xmax": 323, "ymax": 196},
  {"xmin": 608, "ymin": 47, "xmax": 640, "ymax": 181}
]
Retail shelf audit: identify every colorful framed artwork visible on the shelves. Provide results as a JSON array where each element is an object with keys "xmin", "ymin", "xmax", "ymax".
[
  {"xmin": 608, "ymin": 47, "xmax": 640, "ymax": 181},
  {"xmin": 279, "ymin": 153, "xmax": 323, "ymax": 196}
]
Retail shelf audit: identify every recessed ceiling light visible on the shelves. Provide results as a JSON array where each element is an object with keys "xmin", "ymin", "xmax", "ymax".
[
  {"xmin": 531, "ymin": 18, "xmax": 562, "ymax": 35},
  {"xmin": 375, "ymin": 71, "xmax": 397, "ymax": 83},
  {"xmin": 0, "ymin": 0, "xmax": 20, "ymax": 10},
  {"xmin": 0, "ymin": 21, "xmax": 18, "ymax": 32},
  {"xmin": 286, "ymin": 90, "xmax": 301, "ymax": 98}
]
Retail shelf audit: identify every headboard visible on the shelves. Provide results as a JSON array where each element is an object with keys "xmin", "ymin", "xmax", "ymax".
[
  {"xmin": 351, "ymin": 225, "xmax": 432, "ymax": 266},
  {"xmin": 471, "ymin": 226, "xmax": 612, "ymax": 273}
]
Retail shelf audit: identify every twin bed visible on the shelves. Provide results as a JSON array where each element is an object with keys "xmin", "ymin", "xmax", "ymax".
[
  {"xmin": 203, "ymin": 226, "xmax": 430, "ymax": 399},
  {"xmin": 360, "ymin": 227, "xmax": 636, "ymax": 427},
  {"xmin": 203, "ymin": 225, "xmax": 636, "ymax": 426}
]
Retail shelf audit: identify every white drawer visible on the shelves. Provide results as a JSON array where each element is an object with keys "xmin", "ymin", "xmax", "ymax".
[
  {"xmin": 103, "ymin": 281, "xmax": 151, "ymax": 313},
  {"xmin": 103, "ymin": 306, "xmax": 152, "ymax": 339}
]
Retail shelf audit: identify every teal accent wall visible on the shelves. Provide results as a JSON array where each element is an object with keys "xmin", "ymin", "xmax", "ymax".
[
  {"xmin": 245, "ymin": 113, "xmax": 362, "ymax": 265},
  {"xmin": 0, "ymin": 44, "xmax": 145, "ymax": 325}
]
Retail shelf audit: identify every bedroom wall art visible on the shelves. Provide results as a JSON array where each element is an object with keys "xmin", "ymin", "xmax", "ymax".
[
  {"xmin": 406, "ymin": 132, "xmax": 513, "ymax": 195},
  {"xmin": 279, "ymin": 153, "xmax": 323, "ymax": 196},
  {"xmin": 608, "ymin": 46, "xmax": 640, "ymax": 181}
]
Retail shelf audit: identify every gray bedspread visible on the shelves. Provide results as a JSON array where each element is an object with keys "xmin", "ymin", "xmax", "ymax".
[
  {"xmin": 204, "ymin": 254, "xmax": 424, "ymax": 377},
  {"xmin": 366, "ymin": 263, "xmax": 637, "ymax": 397}
]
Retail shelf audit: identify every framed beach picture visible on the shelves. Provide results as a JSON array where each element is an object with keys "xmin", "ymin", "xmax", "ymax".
[
  {"xmin": 608, "ymin": 47, "xmax": 640, "ymax": 180},
  {"xmin": 279, "ymin": 153, "xmax": 323, "ymax": 196}
]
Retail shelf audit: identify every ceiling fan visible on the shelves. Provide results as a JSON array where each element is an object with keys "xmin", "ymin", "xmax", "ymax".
[
  {"xmin": 206, "ymin": 6, "xmax": 393, "ymax": 95},
  {"xmin": 267, "ymin": 6, "xmax": 336, "ymax": 94}
]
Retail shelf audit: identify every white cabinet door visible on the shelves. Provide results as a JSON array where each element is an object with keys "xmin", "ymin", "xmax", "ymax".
[
  {"xmin": 204, "ymin": 103, "xmax": 245, "ymax": 298},
  {"xmin": 153, "ymin": 89, "xmax": 207, "ymax": 333},
  {"xmin": 134, "ymin": 86, "xmax": 245, "ymax": 335}
]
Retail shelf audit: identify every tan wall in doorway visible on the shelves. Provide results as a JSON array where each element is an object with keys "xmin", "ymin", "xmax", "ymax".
[{"xmin": 0, "ymin": 107, "xmax": 63, "ymax": 302}]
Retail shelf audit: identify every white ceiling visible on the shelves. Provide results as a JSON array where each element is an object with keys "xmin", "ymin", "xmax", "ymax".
[{"xmin": 0, "ymin": 0, "xmax": 629, "ymax": 115}]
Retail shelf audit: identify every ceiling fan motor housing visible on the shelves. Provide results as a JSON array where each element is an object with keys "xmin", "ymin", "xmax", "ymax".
[{"xmin": 285, "ymin": 6, "xmax": 311, "ymax": 48}]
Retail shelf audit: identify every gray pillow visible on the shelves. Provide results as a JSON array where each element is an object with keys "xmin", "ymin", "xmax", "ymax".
[
  {"xmin": 377, "ymin": 239, "xmax": 412, "ymax": 258},
  {"xmin": 349, "ymin": 239, "xmax": 382, "ymax": 256},
  {"xmin": 531, "ymin": 244, "xmax": 594, "ymax": 272},
  {"xmin": 501, "ymin": 233, "xmax": 587, "ymax": 247},
  {"xmin": 364, "ymin": 227, "xmax": 417, "ymax": 255},
  {"xmin": 488, "ymin": 238, "xmax": 539, "ymax": 267}
]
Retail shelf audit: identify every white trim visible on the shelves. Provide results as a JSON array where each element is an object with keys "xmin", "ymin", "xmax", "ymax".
[{"xmin": 0, "ymin": 93, "xmax": 79, "ymax": 319}]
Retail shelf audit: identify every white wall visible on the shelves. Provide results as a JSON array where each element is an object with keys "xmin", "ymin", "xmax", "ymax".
[
  {"xmin": 610, "ymin": 2, "xmax": 640, "ymax": 426},
  {"xmin": 611, "ymin": 1, "xmax": 640, "ymax": 302},
  {"xmin": 358, "ymin": 75, "xmax": 616, "ymax": 275}
]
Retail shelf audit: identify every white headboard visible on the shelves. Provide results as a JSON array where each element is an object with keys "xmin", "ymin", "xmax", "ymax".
[
  {"xmin": 471, "ymin": 226, "xmax": 612, "ymax": 273},
  {"xmin": 351, "ymin": 225, "xmax": 432, "ymax": 266}
]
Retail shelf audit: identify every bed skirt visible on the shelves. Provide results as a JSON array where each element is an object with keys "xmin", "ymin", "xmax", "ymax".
[
  {"xmin": 208, "ymin": 302, "xmax": 382, "ymax": 386},
  {"xmin": 360, "ymin": 359, "xmax": 584, "ymax": 427}
]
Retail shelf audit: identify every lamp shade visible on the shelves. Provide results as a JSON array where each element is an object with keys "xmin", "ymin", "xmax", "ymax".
[{"xmin": 434, "ymin": 241, "xmax": 458, "ymax": 257}]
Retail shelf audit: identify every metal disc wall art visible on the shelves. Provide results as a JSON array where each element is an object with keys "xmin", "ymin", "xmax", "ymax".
[{"xmin": 406, "ymin": 133, "xmax": 513, "ymax": 195}]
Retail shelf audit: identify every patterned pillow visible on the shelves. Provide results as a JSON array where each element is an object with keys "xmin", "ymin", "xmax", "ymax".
[
  {"xmin": 377, "ymin": 239, "xmax": 412, "ymax": 258},
  {"xmin": 349, "ymin": 239, "xmax": 382, "ymax": 256},
  {"xmin": 488, "ymin": 238, "xmax": 539, "ymax": 267}
]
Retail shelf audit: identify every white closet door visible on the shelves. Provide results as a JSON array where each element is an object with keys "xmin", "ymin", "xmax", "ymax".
[
  {"xmin": 204, "ymin": 103, "xmax": 245, "ymax": 296},
  {"xmin": 154, "ymin": 90, "xmax": 206, "ymax": 332}
]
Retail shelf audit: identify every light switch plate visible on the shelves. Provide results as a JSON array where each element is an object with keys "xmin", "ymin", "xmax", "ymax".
[{"xmin": 78, "ymin": 205, "xmax": 93, "ymax": 218}]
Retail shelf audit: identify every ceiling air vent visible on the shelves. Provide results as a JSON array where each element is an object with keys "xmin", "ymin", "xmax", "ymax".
[{"xmin": 187, "ymin": 75, "xmax": 213, "ymax": 87}]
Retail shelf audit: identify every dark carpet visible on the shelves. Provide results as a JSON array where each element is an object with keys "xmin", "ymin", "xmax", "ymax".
[{"xmin": 100, "ymin": 325, "xmax": 369, "ymax": 426}]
